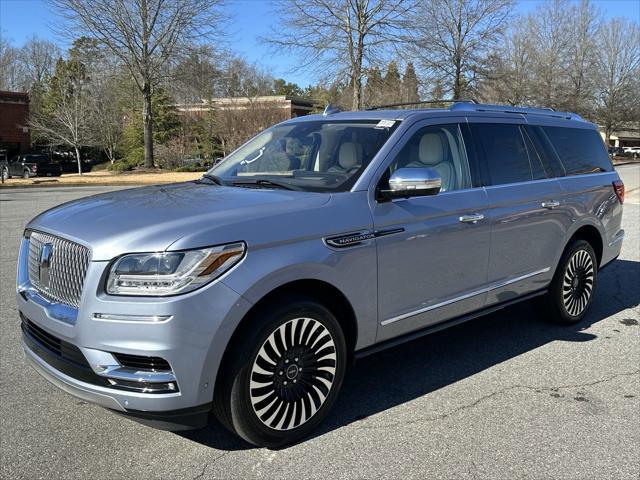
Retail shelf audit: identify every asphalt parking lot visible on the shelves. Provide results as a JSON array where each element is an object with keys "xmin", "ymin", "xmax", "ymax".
[{"xmin": 1, "ymin": 166, "xmax": 638, "ymax": 480}]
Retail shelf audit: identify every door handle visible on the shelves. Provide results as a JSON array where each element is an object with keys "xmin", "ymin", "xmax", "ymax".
[
  {"xmin": 541, "ymin": 200, "xmax": 560, "ymax": 209},
  {"xmin": 459, "ymin": 213, "xmax": 485, "ymax": 224}
]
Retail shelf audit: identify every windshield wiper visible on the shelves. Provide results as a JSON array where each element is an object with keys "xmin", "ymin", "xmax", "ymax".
[
  {"xmin": 232, "ymin": 178, "xmax": 300, "ymax": 191},
  {"xmin": 197, "ymin": 173, "xmax": 227, "ymax": 186}
]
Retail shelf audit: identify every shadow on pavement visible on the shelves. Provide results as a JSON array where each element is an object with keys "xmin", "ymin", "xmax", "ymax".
[{"xmin": 179, "ymin": 259, "xmax": 640, "ymax": 450}]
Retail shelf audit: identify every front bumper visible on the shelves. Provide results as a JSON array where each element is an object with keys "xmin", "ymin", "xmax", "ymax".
[{"xmin": 17, "ymin": 237, "xmax": 253, "ymax": 427}]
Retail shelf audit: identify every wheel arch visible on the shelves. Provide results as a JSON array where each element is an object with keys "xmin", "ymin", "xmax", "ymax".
[
  {"xmin": 566, "ymin": 224, "xmax": 604, "ymax": 267},
  {"xmin": 214, "ymin": 279, "xmax": 358, "ymax": 391}
]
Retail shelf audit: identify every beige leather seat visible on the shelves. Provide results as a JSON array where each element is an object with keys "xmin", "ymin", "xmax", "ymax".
[
  {"xmin": 328, "ymin": 142, "xmax": 362, "ymax": 174},
  {"xmin": 407, "ymin": 133, "xmax": 455, "ymax": 191}
]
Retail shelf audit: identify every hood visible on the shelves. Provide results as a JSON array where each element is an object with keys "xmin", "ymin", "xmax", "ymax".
[{"xmin": 28, "ymin": 182, "xmax": 332, "ymax": 260}]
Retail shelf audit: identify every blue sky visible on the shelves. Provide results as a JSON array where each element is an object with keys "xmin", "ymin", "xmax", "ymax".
[{"xmin": 1, "ymin": 0, "xmax": 639, "ymax": 87}]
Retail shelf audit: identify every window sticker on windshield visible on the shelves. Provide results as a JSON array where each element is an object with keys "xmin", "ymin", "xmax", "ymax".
[{"xmin": 376, "ymin": 119, "xmax": 396, "ymax": 128}]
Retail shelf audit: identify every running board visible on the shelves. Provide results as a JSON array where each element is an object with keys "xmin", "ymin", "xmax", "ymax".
[{"xmin": 354, "ymin": 289, "xmax": 547, "ymax": 360}]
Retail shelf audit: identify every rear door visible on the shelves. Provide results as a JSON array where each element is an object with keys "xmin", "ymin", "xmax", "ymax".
[{"xmin": 467, "ymin": 118, "xmax": 565, "ymax": 304}]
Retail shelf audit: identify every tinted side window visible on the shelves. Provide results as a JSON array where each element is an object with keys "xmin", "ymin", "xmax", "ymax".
[
  {"xmin": 542, "ymin": 126, "xmax": 612, "ymax": 175},
  {"xmin": 470, "ymin": 123, "xmax": 545, "ymax": 186}
]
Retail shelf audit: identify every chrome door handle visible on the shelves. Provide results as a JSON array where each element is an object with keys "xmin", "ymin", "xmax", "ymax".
[
  {"xmin": 459, "ymin": 213, "xmax": 485, "ymax": 224},
  {"xmin": 541, "ymin": 200, "xmax": 560, "ymax": 209}
]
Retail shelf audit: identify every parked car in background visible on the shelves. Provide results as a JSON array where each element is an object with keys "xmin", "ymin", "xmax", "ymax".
[
  {"xmin": 18, "ymin": 102, "xmax": 624, "ymax": 448},
  {"xmin": 623, "ymin": 147, "xmax": 640, "ymax": 158},
  {"xmin": 182, "ymin": 156, "xmax": 214, "ymax": 169},
  {"xmin": 608, "ymin": 146, "xmax": 625, "ymax": 157},
  {"xmin": 2, "ymin": 154, "xmax": 62, "ymax": 179}
]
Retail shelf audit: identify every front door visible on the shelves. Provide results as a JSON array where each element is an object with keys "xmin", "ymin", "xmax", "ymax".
[{"xmin": 371, "ymin": 121, "xmax": 491, "ymax": 341}]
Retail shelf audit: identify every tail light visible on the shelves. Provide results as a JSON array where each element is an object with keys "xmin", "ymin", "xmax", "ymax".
[
  {"xmin": 31, "ymin": 165, "xmax": 37, "ymax": 173},
  {"xmin": 613, "ymin": 180, "xmax": 624, "ymax": 204}
]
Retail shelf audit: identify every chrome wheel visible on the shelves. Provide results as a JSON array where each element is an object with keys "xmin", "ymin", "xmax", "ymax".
[
  {"xmin": 249, "ymin": 317, "xmax": 337, "ymax": 431},
  {"xmin": 562, "ymin": 249, "xmax": 594, "ymax": 316}
]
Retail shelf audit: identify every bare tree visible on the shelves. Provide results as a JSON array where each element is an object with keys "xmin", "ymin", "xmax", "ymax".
[
  {"xmin": 266, "ymin": 0, "xmax": 413, "ymax": 110},
  {"xmin": 593, "ymin": 18, "xmax": 640, "ymax": 144},
  {"xmin": 209, "ymin": 101, "xmax": 290, "ymax": 155},
  {"xmin": 563, "ymin": 0, "xmax": 601, "ymax": 115},
  {"xmin": 30, "ymin": 59, "xmax": 95, "ymax": 174},
  {"xmin": 480, "ymin": 20, "xmax": 532, "ymax": 105},
  {"xmin": 50, "ymin": 0, "xmax": 227, "ymax": 168},
  {"xmin": 93, "ymin": 76, "xmax": 125, "ymax": 164},
  {"xmin": 524, "ymin": 0, "xmax": 573, "ymax": 109},
  {"xmin": 408, "ymin": 0, "xmax": 513, "ymax": 99},
  {"xmin": 0, "ymin": 37, "xmax": 24, "ymax": 91},
  {"xmin": 20, "ymin": 36, "xmax": 61, "ymax": 88}
]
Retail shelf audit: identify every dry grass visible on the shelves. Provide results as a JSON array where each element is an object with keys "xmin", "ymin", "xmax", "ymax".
[{"xmin": 0, "ymin": 170, "xmax": 203, "ymax": 188}]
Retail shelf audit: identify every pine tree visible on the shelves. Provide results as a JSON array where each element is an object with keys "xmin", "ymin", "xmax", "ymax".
[
  {"xmin": 382, "ymin": 61, "xmax": 401, "ymax": 104},
  {"xmin": 364, "ymin": 67, "xmax": 383, "ymax": 107},
  {"xmin": 402, "ymin": 62, "xmax": 420, "ymax": 103}
]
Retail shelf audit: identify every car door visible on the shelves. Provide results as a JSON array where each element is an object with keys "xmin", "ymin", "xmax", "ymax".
[
  {"xmin": 466, "ymin": 118, "xmax": 566, "ymax": 305},
  {"xmin": 9, "ymin": 156, "xmax": 21, "ymax": 176},
  {"xmin": 370, "ymin": 120, "xmax": 491, "ymax": 342}
]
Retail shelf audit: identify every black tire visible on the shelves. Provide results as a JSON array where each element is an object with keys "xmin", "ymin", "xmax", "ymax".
[
  {"xmin": 541, "ymin": 239, "xmax": 597, "ymax": 324},
  {"xmin": 22, "ymin": 170, "xmax": 30, "ymax": 179},
  {"xmin": 213, "ymin": 296, "xmax": 347, "ymax": 448},
  {"xmin": 1, "ymin": 168, "xmax": 8, "ymax": 180}
]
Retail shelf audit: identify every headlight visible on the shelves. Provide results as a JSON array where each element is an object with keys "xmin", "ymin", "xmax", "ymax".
[{"xmin": 106, "ymin": 242, "xmax": 245, "ymax": 296}]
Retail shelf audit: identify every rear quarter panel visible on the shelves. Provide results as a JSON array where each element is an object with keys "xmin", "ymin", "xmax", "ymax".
[{"xmin": 555, "ymin": 171, "xmax": 623, "ymax": 271}]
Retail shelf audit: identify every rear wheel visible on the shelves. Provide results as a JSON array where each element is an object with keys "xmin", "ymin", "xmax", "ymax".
[
  {"xmin": 542, "ymin": 240, "xmax": 597, "ymax": 324},
  {"xmin": 22, "ymin": 170, "xmax": 30, "ymax": 179},
  {"xmin": 213, "ymin": 297, "xmax": 347, "ymax": 448}
]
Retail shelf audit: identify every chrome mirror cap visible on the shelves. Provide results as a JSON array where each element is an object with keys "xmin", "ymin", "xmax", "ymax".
[{"xmin": 386, "ymin": 167, "xmax": 442, "ymax": 198}]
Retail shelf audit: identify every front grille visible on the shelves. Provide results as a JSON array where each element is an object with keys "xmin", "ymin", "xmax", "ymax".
[
  {"xmin": 27, "ymin": 231, "xmax": 91, "ymax": 308},
  {"xmin": 113, "ymin": 353, "xmax": 172, "ymax": 372},
  {"xmin": 21, "ymin": 315, "xmax": 91, "ymax": 369}
]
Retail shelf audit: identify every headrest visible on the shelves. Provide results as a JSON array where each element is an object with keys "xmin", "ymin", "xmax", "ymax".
[
  {"xmin": 338, "ymin": 142, "xmax": 360, "ymax": 169},
  {"xmin": 418, "ymin": 133, "xmax": 446, "ymax": 165}
]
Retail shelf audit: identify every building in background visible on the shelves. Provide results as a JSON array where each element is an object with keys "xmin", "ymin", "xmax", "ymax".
[
  {"xmin": 0, "ymin": 91, "xmax": 30, "ymax": 158},
  {"xmin": 600, "ymin": 127, "xmax": 640, "ymax": 148},
  {"xmin": 175, "ymin": 95, "xmax": 316, "ymax": 118}
]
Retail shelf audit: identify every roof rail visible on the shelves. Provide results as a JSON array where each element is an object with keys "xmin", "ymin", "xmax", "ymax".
[
  {"xmin": 449, "ymin": 102, "xmax": 584, "ymax": 121},
  {"xmin": 365, "ymin": 99, "xmax": 478, "ymax": 111}
]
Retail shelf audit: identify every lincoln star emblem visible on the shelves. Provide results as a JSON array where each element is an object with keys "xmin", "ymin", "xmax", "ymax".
[{"xmin": 38, "ymin": 243, "xmax": 53, "ymax": 289}]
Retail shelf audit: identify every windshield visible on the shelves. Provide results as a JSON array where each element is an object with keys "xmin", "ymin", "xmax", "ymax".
[{"xmin": 208, "ymin": 120, "xmax": 397, "ymax": 192}]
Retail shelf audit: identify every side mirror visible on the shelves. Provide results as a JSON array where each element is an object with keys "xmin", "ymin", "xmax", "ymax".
[{"xmin": 382, "ymin": 167, "xmax": 442, "ymax": 199}]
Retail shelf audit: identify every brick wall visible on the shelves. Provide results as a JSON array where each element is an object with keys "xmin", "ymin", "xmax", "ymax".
[{"xmin": 0, "ymin": 91, "xmax": 30, "ymax": 155}]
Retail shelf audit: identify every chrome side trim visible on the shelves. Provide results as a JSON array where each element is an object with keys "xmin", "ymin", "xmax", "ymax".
[
  {"xmin": 608, "ymin": 229, "xmax": 624, "ymax": 247},
  {"xmin": 381, "ymin": 267, "xmax": 551, "ymax": 326}
]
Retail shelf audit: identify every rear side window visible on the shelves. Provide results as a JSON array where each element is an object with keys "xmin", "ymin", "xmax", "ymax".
[
  {"xmin": 542, "ymin": 126, "xmax": 612, "ymax": 175},
  {"xmin": 470, "ymin": 123, "xmax": 547, "ymax": 186}
]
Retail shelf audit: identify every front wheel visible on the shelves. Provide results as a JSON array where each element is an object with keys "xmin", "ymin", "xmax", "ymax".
[
  {"xmin": 22, "ymin": 170, "xmax": 30, "ymax": 179},
  {"xmin": 213, "ymin": 297, "xmax": 347, "ymax": 448},
  {"xmin": 1, "ymin": 168, "xmax": 8, "ymax": 181},
  {"xmin": 541, "ymin": 240, "xmax": 597, "ymax": 324}
]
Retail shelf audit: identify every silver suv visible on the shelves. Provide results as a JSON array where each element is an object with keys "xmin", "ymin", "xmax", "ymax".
[{"xmin": 17, "ymin": 102, "xmax": 625, "ymax": 447}]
